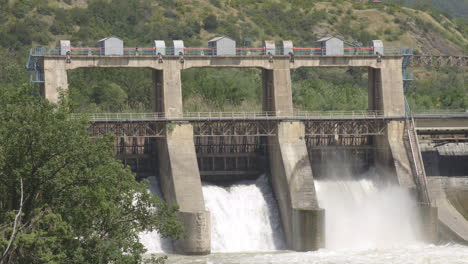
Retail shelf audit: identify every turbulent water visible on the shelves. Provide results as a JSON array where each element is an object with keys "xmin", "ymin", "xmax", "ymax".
[
  {"xmin": 140, "ymin": 175, "xmax": 468, "ymax": 264},
  {"xmin": 139, "ymin": 175, "xmax": 286, "ymax": 253},
  {"xmin": 315, "ymin": 179, "xmax": 421, "ymax": 249},
  {"xmin": 202, "ymin": 175, "xmax": 286, "ymax": 252},
  {"xmin": 160, "ymin": 244, "xmax": 468, "ymax": 264},
  {"xmin": 139, "ymin": 176, "xmax": 174, "ymax": 253}
]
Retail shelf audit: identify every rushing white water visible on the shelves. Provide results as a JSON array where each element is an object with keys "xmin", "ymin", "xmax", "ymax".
[
  {"xmin": 139, "ymin": 176, "xmax": 173, "ymax": 254},
  {"xmin": 202, "ymin": 175, "xmax": 286, "ymax": 252},
  {"xmin": 140, "ymin": 173, "xmax": 468, "ymax": 263},
  {"xmin": 161, "ymin": 244, "xmax": 468, "ymax": 264},
  {"xmin": 315, "ymin": 179, "xmax": 422, "ymax": 249}
]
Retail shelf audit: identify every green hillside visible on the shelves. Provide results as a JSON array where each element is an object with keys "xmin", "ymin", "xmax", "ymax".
[
  {"xmin": 0, "ymin": 0, "xmax": 466, "ymax": 112},
  {"xmin": 390, "ymin": 0, "xmax": 468, "ymax": 18}
]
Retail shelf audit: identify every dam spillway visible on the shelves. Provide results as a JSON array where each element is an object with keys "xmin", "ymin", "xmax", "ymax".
[
  {"xmin": 138, "ymin": 171, "xmax": 468, "ymax": 264},
  {"xmin": 140, "ymin": 175, "xmax": 286, "ymax": 253},
  {"xmin": 315, "ymin": 178, "xmax": 421, "ymax": 249},
  {"xmin": 202, "ymin": 175, "xmax": 285, "ymax": 252},
  {"xmin": 31, "ymin": 45, "xmax": 468, "ymax": 253}
]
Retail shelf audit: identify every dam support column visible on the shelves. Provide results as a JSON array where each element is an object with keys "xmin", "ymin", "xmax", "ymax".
[
  {"xmin": 43, "ymin": 59, "xmax": 68, "ymax": 104},
  {"xmin": 369, "ymin": 59, "xmax": 438, "ymax": 242},
  {"xmin": 262, "ymin": 62, "xmax": 293, "ymax": 116},
  {"xmin": 418, "ymin": 205, "xmax": 439, "ymax": 242},
  {"xmin": 152, "ymin": 60, "xmax": 183, "ymax": 117},
  {"xmin": 263, "ymin": 60, "xmax": 325, "ymax": 251},
  {"xmin": 369, "ymin": 61, "xmax": 414, "ymax": 188},
  {"xmin": 268, "ymin": 122, "xmax": 325, "ymax": 251},
  {"xmin": 153, "ymin": 61, "xmax": 210, "ymax": 254}
]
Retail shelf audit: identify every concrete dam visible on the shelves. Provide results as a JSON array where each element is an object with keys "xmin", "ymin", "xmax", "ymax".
[{"xmin": 28, "ymin": 40, "xmax": 468, "ymax": 255}]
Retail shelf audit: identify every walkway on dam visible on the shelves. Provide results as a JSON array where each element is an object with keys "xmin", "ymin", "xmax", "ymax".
[{"xmin": 77, "ymin": 110, "xmax": 468, "ymax": 122}]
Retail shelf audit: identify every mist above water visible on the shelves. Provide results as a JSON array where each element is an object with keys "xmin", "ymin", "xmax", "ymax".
[
  {"xmin": 315, "ymin": 178, "xmax": 422, "ymax": 249},
  {"xmin": 314, "ymin": 154, "xmax": 422, "ymax": 249}
]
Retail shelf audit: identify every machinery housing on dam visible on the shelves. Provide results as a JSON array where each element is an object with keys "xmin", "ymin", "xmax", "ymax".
[{"xmin": 27, "ymin": 36, "xmax": 468, "ymax": 254}]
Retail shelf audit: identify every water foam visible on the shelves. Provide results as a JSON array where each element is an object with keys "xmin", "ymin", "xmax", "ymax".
[
  {"xmin": 202, "ymin": 175, "xmax": 286, "ymax": 252},
  {"xmin": 139, "ymin": 176, "xmax": 173, "ymax": 253}
]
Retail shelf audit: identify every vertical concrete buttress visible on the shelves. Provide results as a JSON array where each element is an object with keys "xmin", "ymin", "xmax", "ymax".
[
  {"xmin": 156, "ymin": 123, "xmax": 210, "ymax": 254},
  {"xmin": 370, "ymin": 59, "xmax": 438, "ymax": 242},
  {"xmin": 263, "ymin": 60, "xmax": 325, "ymax": 251},
  {"xmin": 152, "ymin": 60, "xmax": 183, "ymax": 118},
  {"xmin": 152, "ymin": 61, "xmax": 210, "ymax": 254},
  {"xmin": 43, "ymin": 59, "xmax": 68, "ymax": 104},
  {"xmin": 369, "ymin": 60, "xmax": 415, "ymax": 188},
  {"xmin": 262, "ymin": 60, "xmax": 293, "ymax": 116}
]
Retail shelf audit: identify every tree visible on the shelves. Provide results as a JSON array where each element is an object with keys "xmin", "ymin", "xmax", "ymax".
[
  {"xmin": 202, "ymin": 14, "xmax": 218, "ymax": 31},
  {"xmin": 0, "ymin": 86, "xmax": 183, "ymax": 264}
]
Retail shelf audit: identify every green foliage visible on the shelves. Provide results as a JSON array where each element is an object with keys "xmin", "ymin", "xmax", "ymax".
[
  {"xmin": 406, "ymin": 69, "xmax": 467, "ymax": 110},
  {"xmin": 0, "ymin": 86, "xmax": 184, "ymax": 263},
  {"xmin": 182, "ymin": 68, "xmax": 261, "ymax": 111},
  {"xmin": 292, "ymin": 68, "xmax": 368, "ymax": 111},
  {"xmin": 68, "ymin": 68, "xmax": 152, "ymax": 112},
  {"xmin": 203, "ymin": 15, "xmax": 219, "ymax": 32}
]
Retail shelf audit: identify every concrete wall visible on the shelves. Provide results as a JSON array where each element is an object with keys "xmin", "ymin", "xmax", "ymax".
[
  {"xmin": 421, "ymin": 143, "xmax": 468, "ymax": 177},
  {"xmin": 427, "ymin": 177, "xmax": 468, "ymax": 244},
  {"xmin": 43, "ymin": 59, "xmax": 68, "ymax": 103},
  {"xmin": 43, "ymin": 55, "xmax": 401, "ymax": 70},
  {"xmin": 156, "ymin": 123, "xmax": 210, "ymax": 254},
  {"xmin": 368, "ymin": 59, "xmax": 405, "ymax": 116},
  {"xmin": 151, "ymin": 60, "xmax": 183, "ymax": 117},
  {"xmin": 267, "ymin": 122, "xmax": 325, "ymax": 251},
  {"xmin": 262, "ymin": 60, "xmax": 293, "ymax": 116}
]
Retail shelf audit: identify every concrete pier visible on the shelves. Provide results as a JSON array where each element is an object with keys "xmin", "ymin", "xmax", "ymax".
[
  {"xmin": 156, "ymin": 123, "xmax": 210, "ymax": 254},
  {"xmin": 418, "ymin": 205, "xmax": 439, "ymax": 243},
  {"xmin": 151, "ymin": 60, "xmax": 183, "ymax": 117},
  {"xmin": 262, "ymin": 60, "xmax": 293, "ymax": 117},
  {"xmin": 42, "ymin": 60, "xmax": 68, "ymax": 103},
  {"xmin": 267, "ymin": 122, "xmax": 325, "ymax": 251},
  {"xmin": 262, "ymin": 61, "xmax": 325, "ymax": 251},
  {"xmin": 368, "ymin": 59, "xmax": 418, "ymax": 188},
  {"xmin": 427, "ymin": 177, "xmax": 468, "ymax": 244}
]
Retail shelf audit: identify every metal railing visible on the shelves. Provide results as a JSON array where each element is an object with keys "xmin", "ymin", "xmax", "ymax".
[
  {"xmin": 293, "ymin": 110, "xmax": 384, "ymax": 118},
  {"xmin": 30, "ymin": 71, "xmax": 44, "ymax": 83},
  {"xmin": 29, "ymin": 46, "xmax": 413, "ymax": 57},
  {"xmin": 72, "ymin": 110, "xmax": 387, "ymax": 122},
  {"xmin": 405, "ymin": 99, "xmax": 431, "ymax": 205},
  {"xmin": 413, "ymin": 109, "xmax": 468, "ymax": 117},
  {"xmin": 402, "ymin": 71, "xmax": 414, "ymax": 81}
]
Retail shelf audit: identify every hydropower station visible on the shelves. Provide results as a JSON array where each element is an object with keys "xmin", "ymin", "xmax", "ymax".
[{"xmin": 27, "ymin": 37, "xmax": 468, "ymax": 255}]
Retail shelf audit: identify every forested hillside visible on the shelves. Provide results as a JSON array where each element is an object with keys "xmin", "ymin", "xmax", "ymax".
[
  {"xmin": 0, "ymin": 0, "xmax": 466, "ymax": 112},
  {"xmin": 390, "ymin": 0, "xmax": 468, "ymax": 18}
]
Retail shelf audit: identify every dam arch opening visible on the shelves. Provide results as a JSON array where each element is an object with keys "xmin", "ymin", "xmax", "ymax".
[{"xmin": 290, "ymin": 66, "xmax": 384, "ymax": 180}]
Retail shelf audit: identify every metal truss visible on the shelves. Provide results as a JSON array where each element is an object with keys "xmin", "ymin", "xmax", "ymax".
[
  {"xmin": 88, "ymin": 121, "xmax": 166, "ymax": 138},
  {"xmin": 192, "ymin": 121, "xmax": 278, "ymax": 137},
  {"xmin": 195, "ymin": 136, "xmax": 264, "ymax": 154},
  {"xmin": 89, "ymin": 119, "xmax": 388, "ymax": 138},
  {"xmin": 306, "ymin": 135, "xmax": 371, "ymax": 146},
  {"xmin": 409, "ymin": 56, "xmax": 467, "ymax": 67},
  {"xmin": 417, "ymin": 131, "xmax": 468, "ymax": 144},
  {"xmin": 304, "ymin": 120, "xmax": 387, "ymax": 136}
]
